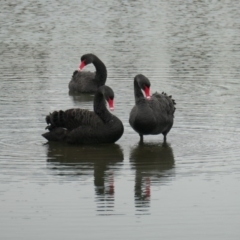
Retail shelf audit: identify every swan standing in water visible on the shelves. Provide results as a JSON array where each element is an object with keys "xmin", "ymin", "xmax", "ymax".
[{"xmin": 129, "ymin": 74, "xmax": 176, "ymax": 143}]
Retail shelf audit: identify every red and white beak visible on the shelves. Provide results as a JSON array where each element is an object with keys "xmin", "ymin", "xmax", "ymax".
[
  {"xmin": 144, "ymin": 86, "xmax": 151, "ymax": 99},
  {"xmin": 78, "ymin": 60, "xmax": 86, "ymax": 71},
  {"xmin": 107, "ymin": 98, "xmax": 114, "ymax": 111}
]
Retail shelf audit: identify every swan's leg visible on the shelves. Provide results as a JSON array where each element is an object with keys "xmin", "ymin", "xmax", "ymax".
[
  {"xmin": 163, "ymin": 134, "xmax": 167, "ymax": 143},
  {"xmin": 139, "ymin": 134, "xmax": 143, "ymax": 142}
]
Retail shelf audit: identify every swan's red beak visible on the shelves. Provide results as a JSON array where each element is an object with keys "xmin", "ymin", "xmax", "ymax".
[
  {"xmin": 78, "ymin": 60, "xmax": 86, "ymax": 71},
  {"xmin": 144, "ymin": 86, "xmax": 151, "ymax": 99},
  {"xmin": 108, "ymin": 98, "xmax": 114, "ymax": 111}
]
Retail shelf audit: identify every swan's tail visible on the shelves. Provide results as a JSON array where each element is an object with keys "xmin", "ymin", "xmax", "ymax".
[
  {"xmin": 42, "ymin": 110, "xmax": 70, "ymax": 142},
  {"xmin": 42, "ymin": 128, "xmax": 69, "ymax": 142},
  {"xmin": 42, "ymin": 110, "xmax": 69, "ymax": 142},
  {"xmin": 44, "ymin": 110, "xmax": 67, "ymax": 130}
]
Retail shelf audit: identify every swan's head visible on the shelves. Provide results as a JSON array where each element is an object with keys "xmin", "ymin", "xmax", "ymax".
[
  {"xmin": 100, "ymin": 85, "xmax": 115, "ymax": 111},
  {"xmin": 78, "ymin": 53, "xmax": 95, "ymax": 71},
  {"xmin": 134, "ymin": 74, "xmax": 151, "ymax": 99}
]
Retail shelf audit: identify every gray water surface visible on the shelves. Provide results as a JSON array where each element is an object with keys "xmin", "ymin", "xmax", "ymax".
[{"xmin": 1, "ymin": 0, "xmax": 240, "ymax": 239}]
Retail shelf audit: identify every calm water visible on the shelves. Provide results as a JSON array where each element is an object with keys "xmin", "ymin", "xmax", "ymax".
[{"xmin": 1, "ymin": 0, "xmax": 240, "ymax": 239}]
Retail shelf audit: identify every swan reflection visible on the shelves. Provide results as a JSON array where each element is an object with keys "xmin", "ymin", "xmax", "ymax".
[
  {"xmin": 46, "ymin": 142, "xmax": 124, "ymax": 214},
  {"xmin": 68, "ymin": 91, "xmax": 94, "ymax": 104},
  {"xmin": 130, "ymin": 142, "xmax": 175, "ymax": 214}
]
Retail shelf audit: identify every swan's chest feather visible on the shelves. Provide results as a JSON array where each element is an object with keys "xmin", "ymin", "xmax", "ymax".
[{"xmin": 130, "ymin": 105, "xmax": 157, "ymax": 134}]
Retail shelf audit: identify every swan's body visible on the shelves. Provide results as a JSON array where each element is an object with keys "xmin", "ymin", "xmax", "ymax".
[
  {"xmin": 43, "ymin": 86, "xmax": 124, "ymax": 144},
  {"xmin": 129, "ymin": 74, "xmax": 176, "ymax": 142},
  {"xmin": 68, "ymin": 54, "xmax": 107, "ymax": 93}
]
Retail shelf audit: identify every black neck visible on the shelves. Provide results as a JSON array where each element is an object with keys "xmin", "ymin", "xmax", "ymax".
[
  {"xmin": 92, "ymin": 56, "xmax": 107, "ymax": 86},
  {"xmin": 134, "ymin": 78, "xmax": 144, "ymax": 103},
  {"xmin": 94, "ymin": 91, "xmax": 112, "ymax": 122}
]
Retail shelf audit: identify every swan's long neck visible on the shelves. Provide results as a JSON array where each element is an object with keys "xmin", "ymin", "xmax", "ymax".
[
  {"xmin": 134, "ymin": 79, "xmax": 144, "ymax": 103},
  {"xmin": 93, "ymin": 57, "xmax": 107, "ymax": 86},
  {"xmin": 94, "ymin": 91, "xmax": 112, "ymax": 122}
]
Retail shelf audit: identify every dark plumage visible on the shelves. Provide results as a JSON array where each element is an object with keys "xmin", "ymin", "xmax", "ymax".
[
  {"xmin": 69, "ymin": 53, "xmax": 107, "ymax": 93},
  {"xmin": 129, "ymin": 74, "xmax": 176, "ymax": 143},
  {"xmin": 42, "ymin": 86, "xmax": 124, "ymax": 144}
]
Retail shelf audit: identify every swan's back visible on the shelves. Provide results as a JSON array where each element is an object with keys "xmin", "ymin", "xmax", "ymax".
[
  {"xmin": 69, "ymin": 70, "xmax": 98, "ymax": 93},
  {"xmin": 45, "ymin": 108, "xmax": 102, "ymax": 131}
]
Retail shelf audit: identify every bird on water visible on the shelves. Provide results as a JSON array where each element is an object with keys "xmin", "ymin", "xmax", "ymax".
[
  {"xmin": 42, "ymin": 85, "xmax": 124, "ymax": 144},
  {"xmin": 69, "ymin": 53, "xmax": 107, "ymax": 93},
  {"xmin": 129, "ymin": 74, "xmax": 176, "ymax": 143}
]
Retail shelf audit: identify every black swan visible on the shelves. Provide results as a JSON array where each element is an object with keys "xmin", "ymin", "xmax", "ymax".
[
  {"xmin": 42, "ymin": 86, "xmax": 124, "ymax": 144},
  {"xmin": 68, "ymin": 53, "xmax": 107, "ymax": 93},
  {"xmin": 129, "ymin": 74, "xmax": 176, "ymax": 143}
]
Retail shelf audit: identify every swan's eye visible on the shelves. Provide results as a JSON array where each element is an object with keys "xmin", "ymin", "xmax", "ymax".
[{"xmin": 109, "ymin": 96, "xmax": 114, "ymax": 100}]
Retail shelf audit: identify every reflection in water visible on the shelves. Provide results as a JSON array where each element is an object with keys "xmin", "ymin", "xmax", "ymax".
[
  {"xmin": 46, "ymin": 142, "xmax": 124, "ymax": 214},
  {"xmin": 130, "ymin": 143, "xmax": 175, "ymax": 214},
  {"xmin": 68, "ymin": 91, "xmax": 94, "ymax": 104},
  {"xmin": 1, "ymin": 0, "xmax": 240, "ymax": 237}
]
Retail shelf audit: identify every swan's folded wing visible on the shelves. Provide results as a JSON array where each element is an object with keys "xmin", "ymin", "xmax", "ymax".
[
  {"xmin": 64, "ymin": 108, "xmax": 103, "ymax": 130},
  {"xmin": 152, "ymin": 92, "xmax": 176, "ymax": 116},
  {"xmin": 71, "ymin": 71, "xmax": 96, "ymax": 82},
  {"xmin": 46, "ymin": 108, "xmax": 103, "ymax": 131},
  {"xmin": 69, "ymin": 71, "xmax": 97, "ymax": 92}
]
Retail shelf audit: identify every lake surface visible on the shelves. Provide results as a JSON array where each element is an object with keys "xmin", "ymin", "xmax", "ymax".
[{"xmin": 1, "ymin": 0, "xmax": 240, "ymax": 239}]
